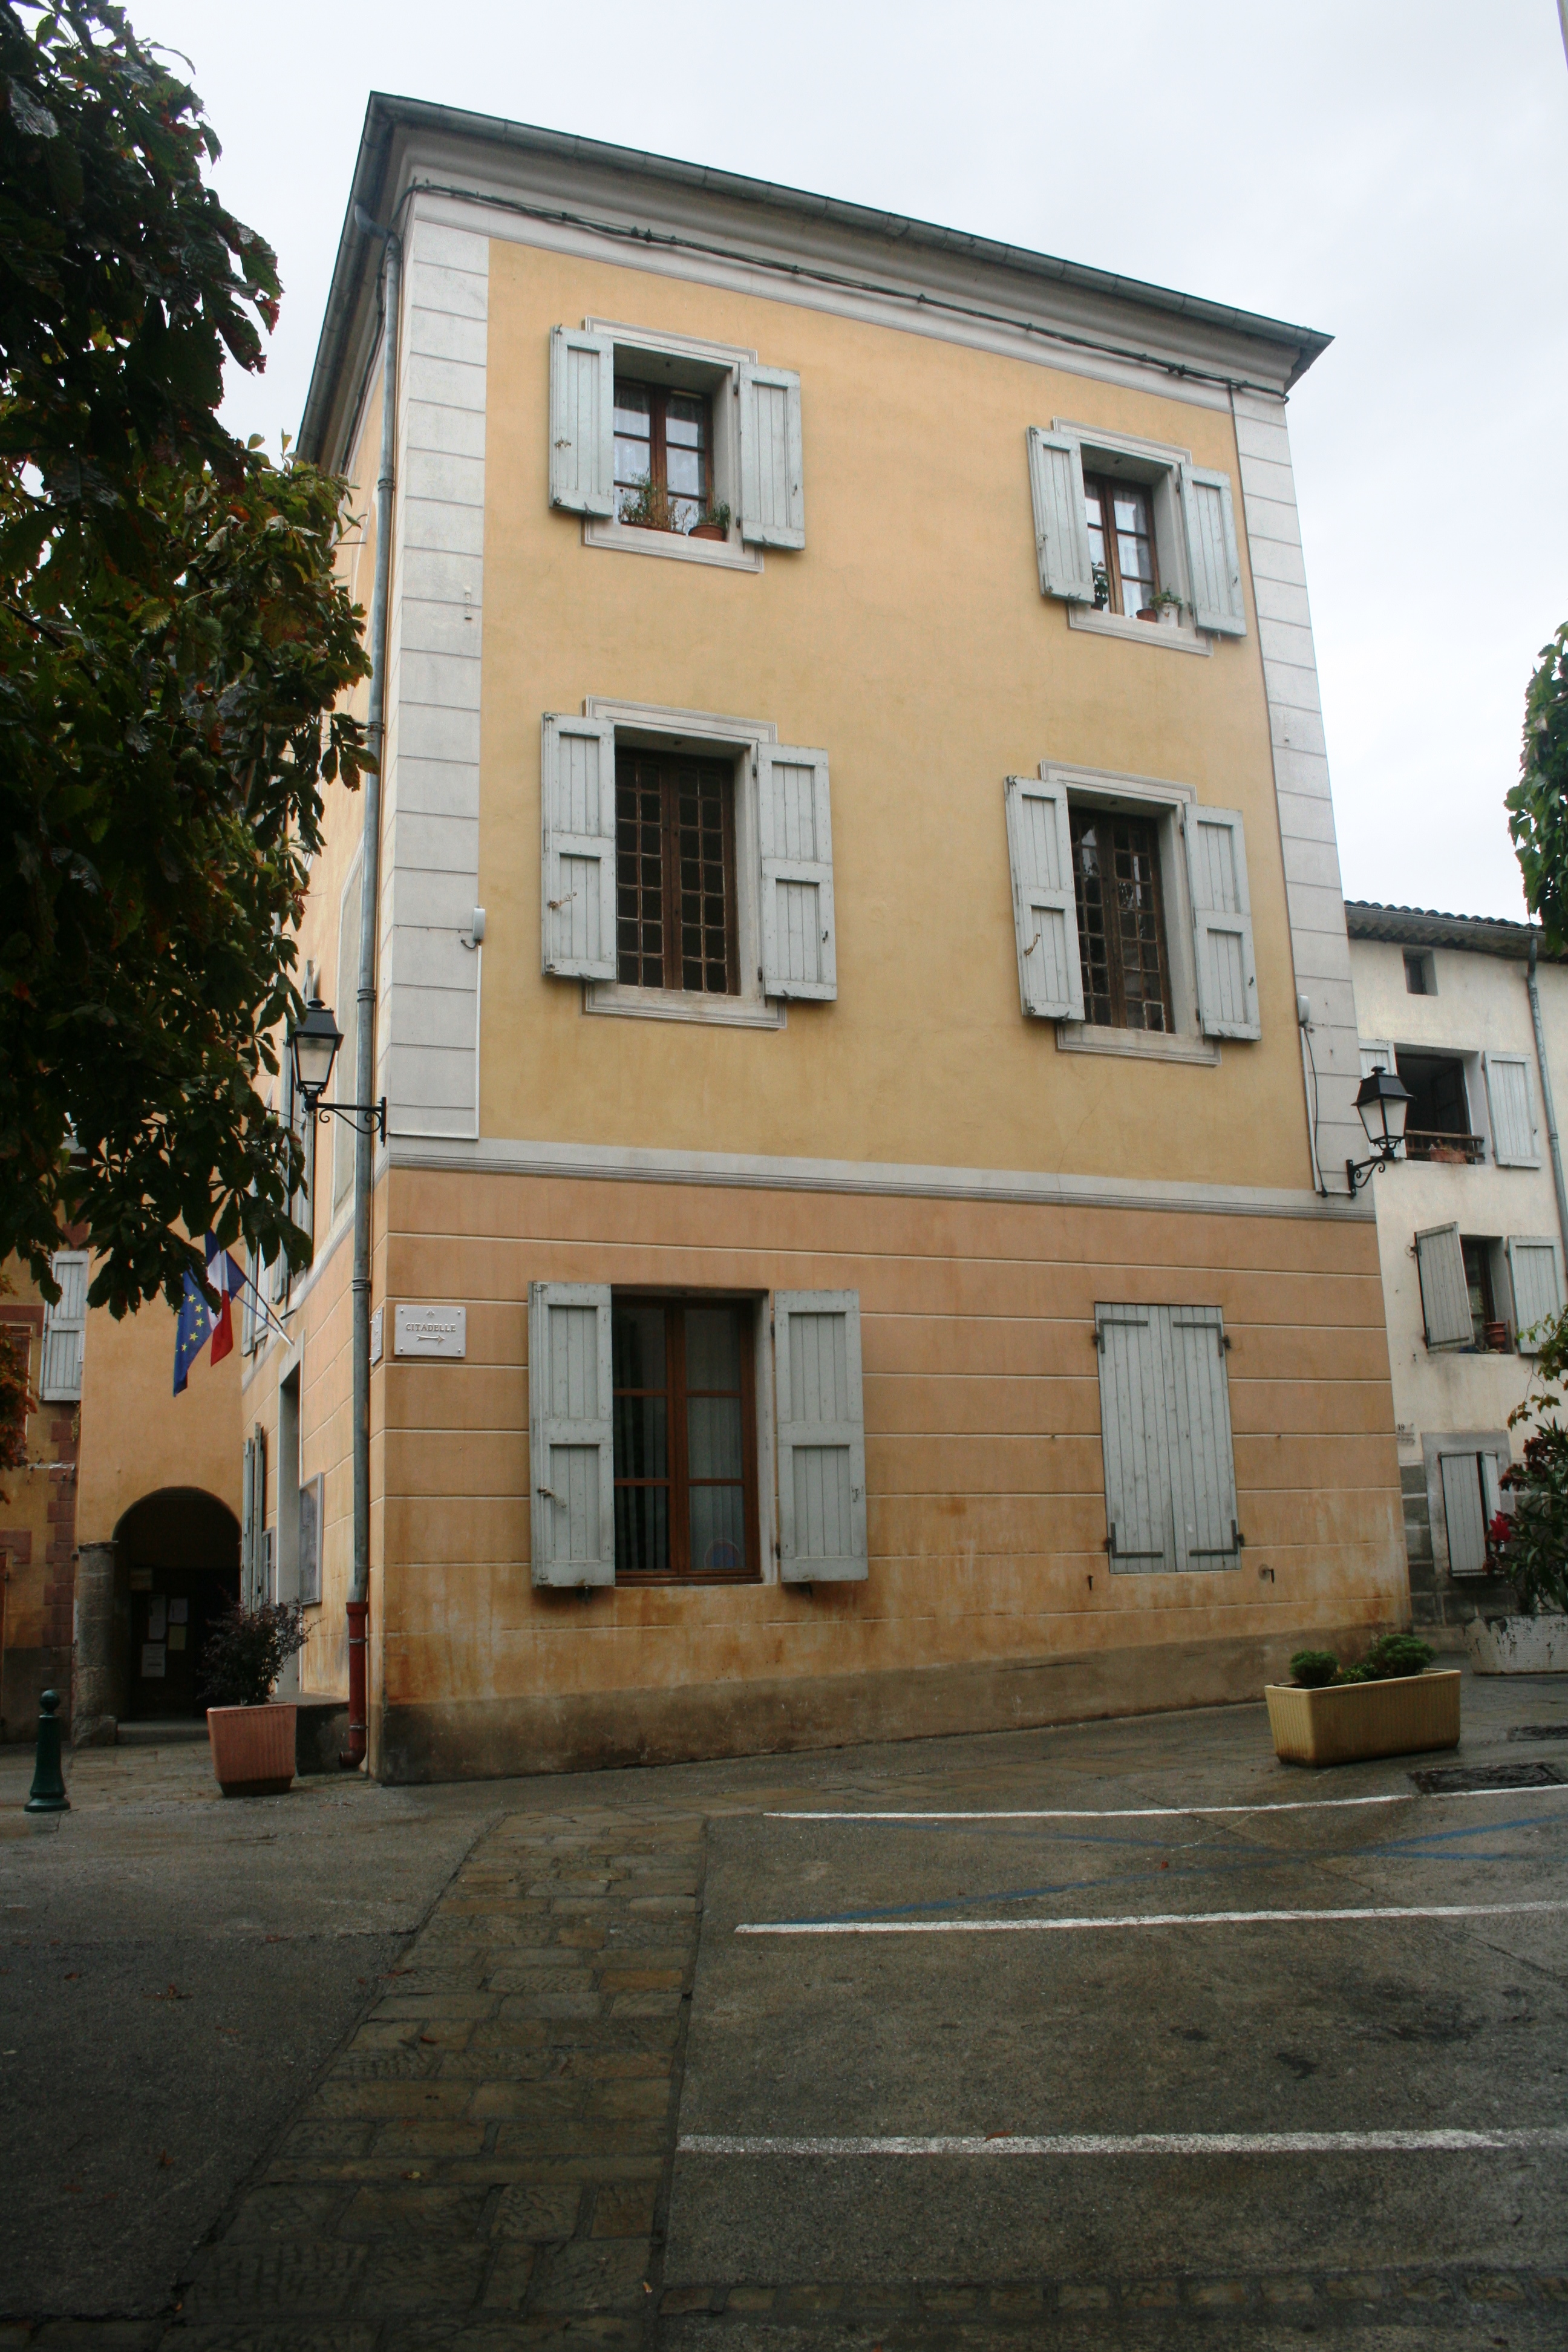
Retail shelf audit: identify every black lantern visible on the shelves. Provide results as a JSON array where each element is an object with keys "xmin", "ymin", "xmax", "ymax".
[
  {"xmin": 1347, "ymin": 1068, "xmax": 1411, "ymax": 1192},
  {"xmin": 289, "ymin": 995, "xmax": 344, "ymax": 1106}
]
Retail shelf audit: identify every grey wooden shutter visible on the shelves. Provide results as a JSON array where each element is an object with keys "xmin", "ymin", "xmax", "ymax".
[
  {"xmin": 1184, "ymin": 807, "xmax": 1261, "ymax": 1040},
  {"xmin": 1005, "ymin": 776, "xmax": 1084, "ymax": 1020},
  {"xmin": 549, "ymin": 327, "xmax": 614, "ymax": 516},
  {"xmin": 774, "ymin": 1290, "xmax": 868, "ymax": 1582},
  {"xmin": 1096, "ymin": 1307, "xmax": 1175, "ymax": 1572},
  {"xmin": 272, "ymin": 1068, "xmax": 293, "ymax": 1304},
  {"xmin": 529, "ymin": 1282, "xmax": 615, "ymax": 1587},
  {"xmin": 737, "ymin": 365, "xmax": 805, "ymax": 547},
  {"xmin": 1440, "ymin": 1452, "xmax": 1489, "ymax": 1576},
  {"xmin": 757, "ymin": 745, "xmax": 835, "ymax": 999},
  {"xmin": 1484, "ymin": 1052, "xmax": 1538, "ymax": 1166},
  {"xmin": 1026, "ymin": 428, "xmax": 1094, "ymax": 603},
  {"xmin": 541, "ymin": 715, "xmax": 618, "ymax": 981},
  {"xmin": 1507, "ymin": 1235, "xmax": 1563, "ymax": 1351},
  {"xmin": 241, "ymin": 1425, "xmax": 267, "ymax": 1610},
  {"xmin": 240, "ymin": 1434, "xmax": 256, "ymax": 1599},
  {"xmin": 1163, "ymin": 1308, "xmax": 1241, "ymax": 1568},
  {"xmin": 1416, "ymin": 1221, "xmax": 1473, "ymax": 1350},
  {"xmin": 298, "ymin": 1471, "xmax": 324, "ymax": 1607},
  {"xmin": 39, "ymin": 1249, "xmax": 88, "ymax": 1402},
  {"xmin": 1360, "ymin": 1040, "xmax": 1393, "ymax": 1080},
  {"xmin": 1178, "ymin": 465, "xmax": 1246, "ymax": 636},
  {"xmin": 332, "ymin": 861, "xmax": 362, "ymax": 1212}
]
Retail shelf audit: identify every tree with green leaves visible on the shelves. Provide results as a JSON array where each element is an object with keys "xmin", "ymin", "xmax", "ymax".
[
  {"xmin": 1506, "ymin": 620, "xmax": 1568, "ymax": 950},
  {"xmin": 1, "ymin": 2, "xmax": 371, "ymax": 1316}
]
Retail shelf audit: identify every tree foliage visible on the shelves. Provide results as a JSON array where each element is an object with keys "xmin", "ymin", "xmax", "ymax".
[
  {"xmin": 1493, "ymin": 1305, "xmax": 1568, "ymax": 1615},
  {"xmin": 200, "ymin": 1597, "xmax": 307, "ymax": 1708},
  {"xmin": 1506, "ymin": 621, "xmax": 1568, "ymax": 950},
  {"xmin": 0, "ymin": 4, "xmax": 371, "ymax": 1312}
]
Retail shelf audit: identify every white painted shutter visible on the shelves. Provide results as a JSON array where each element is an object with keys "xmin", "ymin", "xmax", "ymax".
[
  {"xmin": 1184, "ymin": 807, "xmax": 1260, "ymax": 1040},
  {"xmin": 757, "ymin": 744, "xmax": 835, "ymax": 1000},
  {"xmin": 548, "ymin": 327, "xmax": 614, "ymax": 517},
  {"xmin": 298, "ymin": 1471, "xmax": 324, "ymax": 1607},
  {"xmin": 737, "ymin": 364, "xmax": 805, "ymax": 547},
  {"xmin": 1005, "ymin": 776, "xmax": 1084, "ymax": 1020},
  {"xmin": 1439, "ymin": 1452, "xmax": 1489, "ymax": 1576},
  {"xmin": 39, "ymin": 1249, "xmax": 88, "ymax": 1402},
  {"xmin": 1360, "ymin": 1040, "xmax": 1393, "ymax": 1079},
  {"xmin": 1178, "ymin": 465, "xmax": 1246, "ymax": 636},
  {"xmin": 1025, "ymin": 427, "xmax": 1094, "ymax": 603},
  {"xmin": 774, "ymin": 1290, "xmax": 868, "ymax": 1583},
  {"xmin": 540, "ymin": 715, "xmax": 617, "ymax": 981},
  {"xmin": 1507, "ymin": 1235, "xmax": 1563, "ymax": 1352},
  {"xmin": 1164, "ymin": 1308, "xmax": 1241, "ymax": 1569},
  {"xmin": 1415, "ymin": 1221, "xmax": 1473, "ymax": 1351},
  {"xmin": 1484, "ymin": 1052, "xmax": 1538, "ymax": 1167},
  {"xmin": 529, "ymin": 1282, "xmax": 615, "ymax": 1588},
  {"xmin": 1096, "ymin": 1307, "xmax": 1175, "ymax": 1572}
]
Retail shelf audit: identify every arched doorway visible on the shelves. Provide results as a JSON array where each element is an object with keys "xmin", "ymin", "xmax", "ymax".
[{"xmin": 113, "ymin": 1489, "xmax": 240, "ymax": 1721}]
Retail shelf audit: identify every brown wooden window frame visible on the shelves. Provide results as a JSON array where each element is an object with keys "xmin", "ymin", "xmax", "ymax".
[
  {"xmin": 615, "ymin": 746, "xmax": 741, "ymax": 997},
  {"xmin": 1083, "ymin": 471, "xmax": 1161, "ymax": 618},
  {"xmin": 1070, "ymin": 805, "xmax": 1175, "ymax": 1034},
  {"xmin": 613, "ymin": 377, "xmax": 713, "ymax": 535},
  {"xmin": 612, "ymin": 1294, "xmax": 761, "ymax": 1587}
]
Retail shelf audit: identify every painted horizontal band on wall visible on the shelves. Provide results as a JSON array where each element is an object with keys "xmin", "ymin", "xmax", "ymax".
[
  {"xmin": 678, "ymin": 2128, "xmax": 1568, "ymax": 2160},
  {"xmin": 392, "ymin": 1133, "xmax": 1372, "ymax": 1226},
  {"xmin": 737, "ymin": 1899, "xmax": 1568, "ymax": 1936}
]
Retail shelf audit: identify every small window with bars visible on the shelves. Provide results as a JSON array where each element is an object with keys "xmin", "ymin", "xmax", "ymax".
[
  {"xmin": 616, "ymin": 749, "xmax": 739, "ymax": 995},
  {"xmin": 1083, "ymin": 474, "xmax": 1160, "ymax": 617},
  {"xmin": 1071, "ymin": 809, "xmax": 1174, "ymax": 1032},
  {"xmin": 612, "ymin": 1298, "xmax": 759, "ymax": 1583}
]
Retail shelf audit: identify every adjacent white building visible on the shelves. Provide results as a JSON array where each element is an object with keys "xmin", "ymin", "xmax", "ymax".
[{"xmin": 1347, "ymin": 903, "xmax": 1568, "ymax": 1630}]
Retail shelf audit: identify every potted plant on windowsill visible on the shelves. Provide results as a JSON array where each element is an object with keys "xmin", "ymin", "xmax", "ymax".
[
  {"xmin": 1145, "ymin": 588, "xmax": 1184, "ymax": 629},
  {"xmin": 688, "ymin": 498, "xmax": 731, "ymax": 542},
  {"xmin": 1470, "ymin": 1306, "xmax": 1568, "ymax": 1672},
  {"xmin": 1264, "ymin": 1633, "xmax": 1459, "ymax": 1766},
  {"xmin": 201, "ymin": 1601, "xmax": 309, "ymax": 1796}
]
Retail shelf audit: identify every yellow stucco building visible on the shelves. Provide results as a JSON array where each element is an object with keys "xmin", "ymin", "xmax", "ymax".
[{"xmin": 229, "ymin": 97, "xmax": 1403, "ymax": 1781}]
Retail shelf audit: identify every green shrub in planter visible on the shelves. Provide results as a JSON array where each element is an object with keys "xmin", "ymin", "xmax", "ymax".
[
  {"xmin": 200, "ymin": 1601, "xmax": 307, "ymax": 1709},
  {"xmin": 1290, "ymin": 1635, "xmax": 1433, "ymax": 1689},
  {"xmin": 1289, "ymin": 1649, "xmax": 1339, "ymax": 1689}
]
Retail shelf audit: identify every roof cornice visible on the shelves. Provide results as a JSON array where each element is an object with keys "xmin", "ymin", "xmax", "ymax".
[{"xmin": 1344, "ymin": 900, "xmax": 1557, "ymax": 962}]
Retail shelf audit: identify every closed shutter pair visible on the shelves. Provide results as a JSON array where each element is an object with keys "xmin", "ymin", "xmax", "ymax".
[
  {"xmin": 1096, "ymin": 1303, "xmax": 1241, "ymax": 1573},
  {"xmin": 1005, "ymin": 774, "xmax": 1260, "ymax": 1040},
  {"xmin": 40, "ymin": 1249, "xmax": 89, "ymax": 1403},
  {"xmin": 540, "ymin": 719, "xmax": 836, "ymax": 1001},
  {"xmin": 549, "ymin": 328, "xmax": 805, "ymax": 549},
  {"xmin": 1027, "ymin": 426, "xmax": 1246, "ymax": 637},
  {"xmin": 240, "ymin": 1426, "xmax": 267, "ymax": 1610},
  {"xmin": 1416, "ymin": 1225, "xmax": 1563, "ymax": 1354},
  {"xmin": 528, "ymin": 1285, "xmax": 867, "ymax": 1587}
]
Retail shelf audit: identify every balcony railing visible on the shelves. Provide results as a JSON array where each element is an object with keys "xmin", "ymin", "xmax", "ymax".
[{"xmin": 1404, "ymin": 1130, "xmax": 1486, "ymax": 1166}]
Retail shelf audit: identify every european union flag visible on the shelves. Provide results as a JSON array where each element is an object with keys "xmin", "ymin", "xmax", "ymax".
[{"xmin": 172, "ymin": 1272, "xmax": 214, "ymax": 1396}]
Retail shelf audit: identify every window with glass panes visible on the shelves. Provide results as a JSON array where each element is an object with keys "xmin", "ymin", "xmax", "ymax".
[
  {"xmin": 1070, "ymin": 809, "xmax": 1174, "ymax": 1033},
  {"xmin": 612, "ymin": 1298, "xmax": 759, "ymax": 1583},
  {"xmin": 613, "ymin": 379, "xmax": 711, "ymax": 532},
  {"xmin": 615, "ymin": 748, "xmax": 738, "ymax": 995},
  {"xmin": 1083, "ymin": 474, "xmax": 1160, "ymax": 616}
]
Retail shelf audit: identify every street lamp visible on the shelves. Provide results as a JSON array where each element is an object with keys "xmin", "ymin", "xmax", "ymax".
[
  {"xmin": 287, "ymin": 995, "xmax": 386, "ymax": 1140},
  {"xmin": 1346, "ymin": 1068, "xmax": 1411, "ymax": 1194}
]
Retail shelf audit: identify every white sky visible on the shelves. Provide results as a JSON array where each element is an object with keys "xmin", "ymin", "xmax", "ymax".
[{"xmin": 140, "ymin": 1, "xmax": 1568, "ymax": 921}]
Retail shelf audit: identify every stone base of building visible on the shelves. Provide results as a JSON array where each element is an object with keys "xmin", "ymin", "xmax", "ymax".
[{"xmin": 374, "ymin": 1623, "xmax": 1397, "ymax": 1785}]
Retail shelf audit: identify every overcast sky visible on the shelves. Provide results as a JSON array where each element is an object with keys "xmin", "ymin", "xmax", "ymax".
[{"xmin": 142, "ymin": 1, "xmax": 1567, "ymax": 921}]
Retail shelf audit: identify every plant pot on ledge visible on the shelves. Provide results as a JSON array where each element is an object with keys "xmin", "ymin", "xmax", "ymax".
[
  {"xmin": 688, "ymin": 521, "xmax": 727, "ymax": 540},
  {"xmin": 207, "ymin": 1702, "xmax": 298, "ymax": 1797},
  {"xmin": 1265, "ymin": 1673, "xmax": 1460, "ymax": 1766}
]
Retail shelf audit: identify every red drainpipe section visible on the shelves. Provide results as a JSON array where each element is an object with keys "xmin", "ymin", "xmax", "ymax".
[{"xmin": 342, "ymin": 1596, "xmax": 368, "ymax": 1766}]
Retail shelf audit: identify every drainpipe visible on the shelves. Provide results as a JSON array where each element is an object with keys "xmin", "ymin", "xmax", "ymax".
[
  {"xmin": 1526, "ymin": 935, "xmax": 1568, "ymax": 1272},
  {"xmin": 344, "ymin": 214, "xmax": 400, "ymax": 1769}
]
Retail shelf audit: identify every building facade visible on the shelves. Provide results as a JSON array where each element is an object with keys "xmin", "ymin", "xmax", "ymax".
[
  {"xmin": 1, "ymin": 1252, "xmax": 82, "ymax": 1736},
  {"xmin": 237, "ymin": 98, "xmax": 1404, "ymax": 1782},
  {"xmin": 1346, "ymin": 903, "xmax": 1568, "ymax": 1630}
]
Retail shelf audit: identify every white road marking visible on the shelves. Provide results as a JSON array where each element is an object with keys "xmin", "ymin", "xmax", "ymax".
[
  {"xmin": 767, "ymin": 1790, "xmax": 1568, "ymax": 1822},
  {"xmin": 736, "ymin": 1898, "xmax": 1568, "ymax": 1936},
  {"xmin": 679, "ymin": 2127, "xmax": 1568, "ymax": 2159}
]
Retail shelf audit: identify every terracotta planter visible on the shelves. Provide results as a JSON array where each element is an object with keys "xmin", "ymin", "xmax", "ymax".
[
  {"xmin": 1264, "ymin": 1672, "xmax": 1460, "ymax": 1768},
  {"xmin": 689, "ymin": 521, "xmax": 727, "ymax": 540},
  {"xmin": 207, "ymin": 1702, "xmax": 297, "ymax": 1797}
]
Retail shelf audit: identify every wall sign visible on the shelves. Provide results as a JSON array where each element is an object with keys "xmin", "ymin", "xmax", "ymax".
[{"xmin": 394, "ymin": 1304, "xmax": 466, "ymax": 1360}]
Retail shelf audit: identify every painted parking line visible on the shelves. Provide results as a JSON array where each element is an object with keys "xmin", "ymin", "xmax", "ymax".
[
  {"xmin": 768, "ymin": 1790, "xmax": 1568, "ymax": 1822},
  {"xmin": 736, "ymin": 1898, "xmax": 1568, "ymax": 1936},
  {"xmin": 679, "ymin": 2127, "xmax": 1568, "ymax": 2159}
]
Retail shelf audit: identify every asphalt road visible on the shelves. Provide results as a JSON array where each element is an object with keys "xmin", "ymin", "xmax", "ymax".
[{"xmin": 0, "ymin": 1740, "xmax": 496, "ymax": 2321}]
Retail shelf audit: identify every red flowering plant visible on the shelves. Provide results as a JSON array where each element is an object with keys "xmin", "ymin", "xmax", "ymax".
[{"xmin": 1492, "ymin": 1308, "xmax": 1568, "ymax": 1614}]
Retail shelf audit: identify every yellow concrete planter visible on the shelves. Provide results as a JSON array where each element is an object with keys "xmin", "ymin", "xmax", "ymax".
[
  {"xmin": 206, "ymin": 1702, "xmax": 296, "ymax": 1797},
  {"xmin": 1264, "ymin": 1672, "xmax": 1461, "ymax": 1768}
]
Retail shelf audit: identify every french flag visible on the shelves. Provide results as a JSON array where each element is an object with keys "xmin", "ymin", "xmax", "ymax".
[{"xmin": 204, "ymin": 1233, "xmax": 247, "ymax": 1365}]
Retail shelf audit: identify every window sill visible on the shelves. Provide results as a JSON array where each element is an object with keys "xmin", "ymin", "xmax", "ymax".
[
  {"xmin": 1056, "ymin": 1021, "xmax": 1220, "ymax": 1066},
  {"xmin": 1067, "ymin": 606, "xmax": 1210, "ymax": 655},
  {"xmin": 583, "ymin": 517, "xmax": 763, "ymax": 572},
  {"xmin": 583, "ymin": 981, "xmax": 785, "ymax": 1029}
]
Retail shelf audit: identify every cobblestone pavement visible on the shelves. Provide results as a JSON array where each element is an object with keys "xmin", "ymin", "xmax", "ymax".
[{"xmin": 3, "ymin": 1671, "xmax": 1567, "ymax": 2347}]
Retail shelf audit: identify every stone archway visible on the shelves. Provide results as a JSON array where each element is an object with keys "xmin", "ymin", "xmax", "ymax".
[{"xmin": 103, "ymin": 1489, "xmax": 240, "ymax": 1725}]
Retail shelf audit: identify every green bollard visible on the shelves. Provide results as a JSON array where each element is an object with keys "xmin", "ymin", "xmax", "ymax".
[{"xmin": 24, "ymin": 1689, "xmax": 70, "ymax": 1815}]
